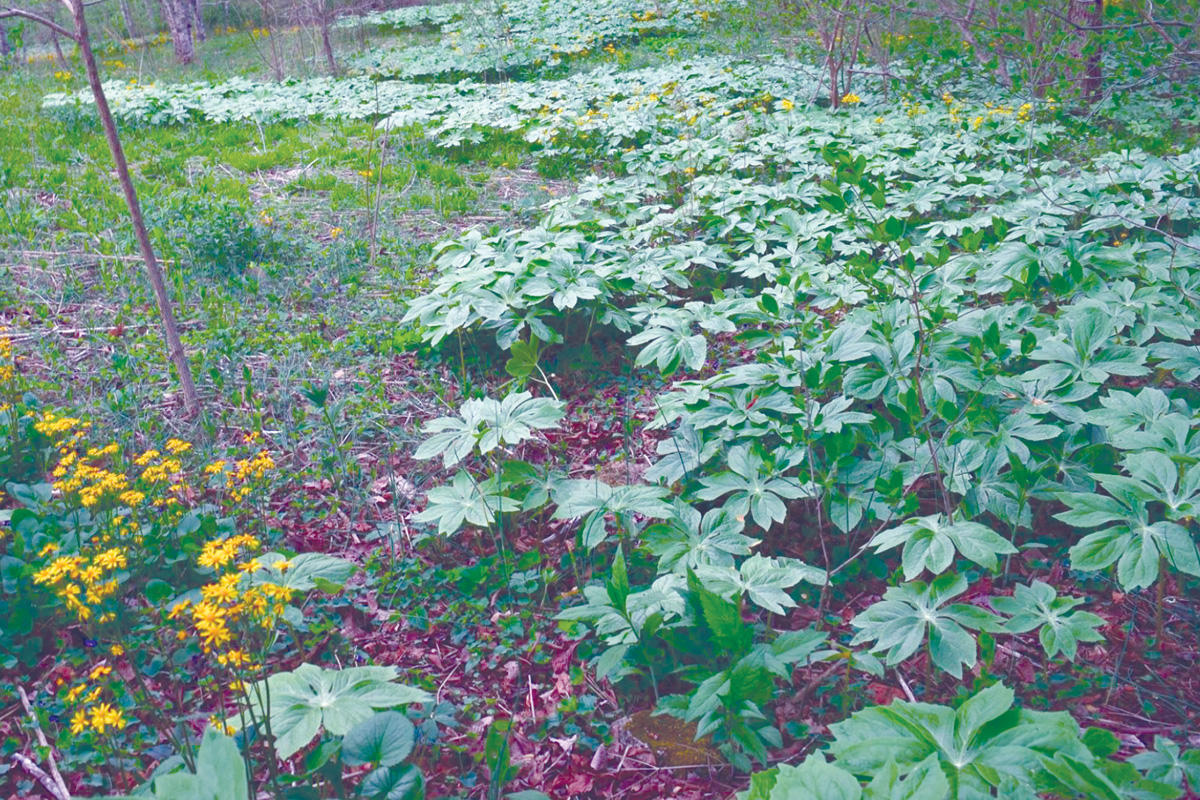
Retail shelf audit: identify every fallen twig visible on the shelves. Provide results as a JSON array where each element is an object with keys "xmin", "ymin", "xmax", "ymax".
[
  {"xmin": 12, "ymin": 753, "xmax": 71, "ymax": 800},
  {"xmin": 17, "ymin": 686, "xmax": 71, "ymax": 799}
]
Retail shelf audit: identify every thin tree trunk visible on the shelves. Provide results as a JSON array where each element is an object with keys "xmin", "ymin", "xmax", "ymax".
[
  {"xmin": 0, "ymin": 23, "xmax": 9, "ymax": 59},
  {"xmin": 50, "ymin": 29, "xmax": 66, "ymax": 64},
  {"xmin": 47, "ymin": 2, "xmax": 68, "ymax": 66},
  {"xmin": 118, "ymin": 0, "xmax": 137, "ymax": 39},
  {"xmin": 317, "ymin": 0, "xmax": 336, "ymax": 75},
  {"xmin": 189, "ymin": 0, "xmax": 205, "ymax": 41},
  {"xmin": 70, "ymin": 0, "xmax": 201, "ymax": 415},
  {"xmin": 1067, "ymin": 0, "xmax": 1103, "ymax": 101},
  {"xmin": 1025, "ymin": 7, "xmax": 1047, "ymax": 97},
  {"xmin": 266, "ymin": 20, "xmax": 281, "ymax": 79}
]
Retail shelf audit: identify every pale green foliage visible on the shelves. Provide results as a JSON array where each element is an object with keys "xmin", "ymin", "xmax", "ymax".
[
  {"xmin": 741, "ymin": 753, "xmax": 949, "ymax": 800},
  {"xmin": 992, "ymin": 580, "xmax": 1105, "ymax": 661},
  {"xmin": 550, "ymin": 478, "xmax": 673, "ymax": 549},
  {"xmin": 1060, "ymin": 450, "xmax": 1200, "ymax": 590},
  {"xmin": 1130, "ymin": 738, "xmax": 1200, "ymax": 792},
  {"xmin": 643, "ymin": 499, "xmax": 759, "ymax": 573},
  {"xmin": 694, "ymin": 554, "xmax": 825, "ymax": 615},
  {"xmin": 740, "ymin": 682, "xmax": 1181, "ymax": 800},
  {"xmin": 411, "ymin": 469, "xmax": 519, "ymax": 535},
  {"xmin": 346, "ymin": 0, "xmax": 739, "ymax": 79},
  {"xmin": 829, "ymin": 683, "xmax": 1117, "ymax": 799},
  {"xmin": 250, "ymin": 552, "xmax": 356, "ymax": 591},
  {"xmin": 849, "ymin": 574, "xmax": 1002, "ymax": 679},
  {"xmin": 694, "ymin": 445, "xmax": 811, "ymax": 531},
  {"xmin": 237, "ymin": 664, "xmax": 432, "ymax": 759},
  {"xmin": 867, "ymin": 514, "xmax": 1017, "ymax": 580},
  {"xmin": 342, "ymin": 711, "xmax": 416, "ymax": 768},
  {"xmin": 415, "ymin": 391, "xmax": 564, "ymax": 468},
  {"xmin": 100, "ymin": 729, "xmax": 248, "ymax": 800}
]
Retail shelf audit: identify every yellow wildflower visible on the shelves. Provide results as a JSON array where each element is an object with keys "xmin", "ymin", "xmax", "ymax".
[
  {"xmin": 93, "ymin": 548, "xmax": 127, "ymax": 571},
  {"xmin": 89, "ymin": 703, "xmax": 126, "ymax": 734},
  {"xmin": 217, "ymin": 649, "xmax": 250, "ymax": 667}
]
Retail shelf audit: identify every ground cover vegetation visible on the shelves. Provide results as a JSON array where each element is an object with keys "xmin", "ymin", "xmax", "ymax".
[{"xmin": 1, "ymin": 0, "xmax": 1200, "ymax": 797}]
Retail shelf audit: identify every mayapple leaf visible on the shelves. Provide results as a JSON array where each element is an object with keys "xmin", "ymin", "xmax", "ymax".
[
  {"xmin": 237, "ymin": 664, "xmax": 431, "ymax": 760},
  {"xmin": 869, "ymin": 514, "xmax": 1015, "ymax": 580}
]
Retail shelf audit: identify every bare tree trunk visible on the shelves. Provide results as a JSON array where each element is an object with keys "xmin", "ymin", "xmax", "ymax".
[
  {"xmin": 0, "ymin": 23, "xmax": 10, "ymax": 59},
  {"xmin": 118, "ymin": 0, "xmax": 137, "ymax": 39},
  {"xmin": 189, "ymin": 0, "xmax": 205, "ymax": 41},
  {"xmin": 317, "ymin": 0, "xmax": 336, "ymax": 75},
  {"xmin": 1067, "ymin": 0, "xmax": 1103, "ymax": 100},
  {"xmin": 266, "ymin": 19, "xmax": 282, "ymax": 79},
  {"xmin": 46, "ymin": 3, "xmax": 68, "ymax": 66},
  {"xmin": 69, "ymin": 0, "xmax": 201, "ymax": 415},
  {"xmin": 49, "ymin": 28, "xmax": 66, "ymax": 63},
  {"xmin": 159, "ymin": 0, "xmax": 195, "ymax": 62}
]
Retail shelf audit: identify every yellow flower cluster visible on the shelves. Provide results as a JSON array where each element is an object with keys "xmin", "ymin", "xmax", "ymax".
[
  {"xmin": 198, "ymin": 534, "xmax": 261, "ymax": 570},
  {"xmin": 35, "ymin": 411, "xmax": 89, "ymax": 440},
  {"xmin": 209, "ymin": 716, "xmax": 238, "ymax": 736},
  {"xmin": 901, "ymin": 96, "xmax": 927, "ymax": 118},
  {"xmin": 53, "ymin": 453, "xmax": 130, "ymax": 509},
  {"xmin": 63, "ymin": 667, "xmax": 126, "ymax": 736},
  {"xmin": 841, "ymin": 92, "xmax": 862, "ymax": 105},
  {"xmin": 217, "ymin": 648, "xmax": 251, "ymax": 667},
  {"xmin": 33, "ymin": 547, "xmax": 127, "ymax": 621},
  {"xmin": 977, "ymin": 101, "xmax": 1037, "ymax": 124},
  {"xmin": 140, "ymin": 456, "xmax": 182, "ymax": 484},
  {"xmin": 0, "ymin": 329, "xmax": 13, "ymax": 387},
  {"xmin": 69, "ymin": 702, "xmax": 127, "ymax": 736},
  {"xmin": 880, "ymin": 32, "xmax": 911, "ymax": 47},
  {"xmin": 224, "ymin": 451, "xmax": 276, "ymax": 502},
  {"xmin": 186, "ymin": 546, "xmax": 293, "ymax": 653}
]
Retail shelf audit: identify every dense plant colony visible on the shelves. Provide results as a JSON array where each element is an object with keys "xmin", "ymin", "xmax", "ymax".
[
  {"xmin": 397, "ymin": 54, "xmax": 1200, "ymax": 780},
  {"xmin": 344, "ymin": 0, "xmax": 738, "ymax": 79},
  {"xmin": 4, "ymin": 0, "xmax": 1200, "ymax": 796}
]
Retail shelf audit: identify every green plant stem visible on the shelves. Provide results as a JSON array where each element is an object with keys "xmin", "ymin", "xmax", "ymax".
[
  {"xmin": 1155, "ymin": 560, "xmax": 1166, "ymax": 645},
  {"xmin": 924, "ymin": 636, "xmax": 933, "ymax": 695}
]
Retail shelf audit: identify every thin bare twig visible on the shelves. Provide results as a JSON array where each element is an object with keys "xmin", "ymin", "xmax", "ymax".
[
  {"xmin": 12, "ymin": 753, "xmax": 70, "ymax": 800},
  {"xmin": 17, "ymin": 687, "xmax": 71, "ymax": 800},
  {"xmin": 0, "ymin": 6, "xmax": 78, "ymax": 40}
]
